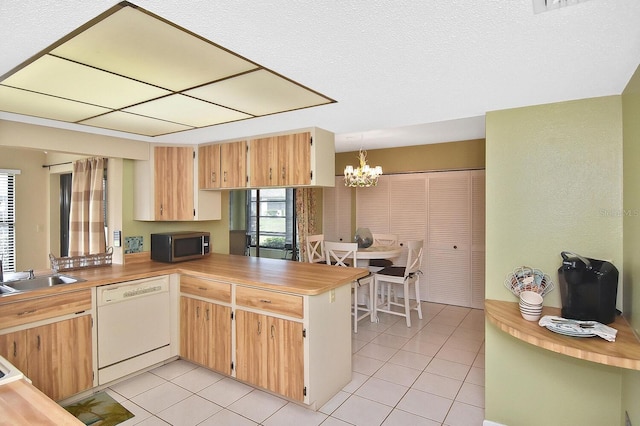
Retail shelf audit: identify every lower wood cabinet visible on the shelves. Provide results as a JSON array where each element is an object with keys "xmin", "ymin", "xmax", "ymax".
[
  {"xmin": 0, "ymin": 315, "xmax": 93, "ymax": 401},
  {"xmin": 235, "ymin": 310, "xmax": 304, "ymax": 401},
  {"xmin": 180, "ymin": 296, "xmax": 231, "ymax": 375}
]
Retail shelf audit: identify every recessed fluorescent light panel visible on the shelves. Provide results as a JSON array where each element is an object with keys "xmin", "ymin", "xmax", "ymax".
[{"xmin": 0, "ymin": 1, "xmax": 335, "ymax": 137}]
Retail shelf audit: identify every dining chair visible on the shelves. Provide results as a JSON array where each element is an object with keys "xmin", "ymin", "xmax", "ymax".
[
  {"xmin": 374, "ymin": 239, "xmax": 424, "ymax": 327},
  {"xmin": 324, "ymin": 241, "xmax": 373, "ymax": 333},
  {"xmin": 305, "ymin": 234, "xmax": 325, "ymax": 264},
  {"xmin": 369, "ymin": 233, "xmax": 399, "ymax": 271}
]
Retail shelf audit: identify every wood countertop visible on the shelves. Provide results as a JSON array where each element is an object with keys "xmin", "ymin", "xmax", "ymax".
[
  {"xmin": 0, "ymin": 253, "xmax": 369, "ymax": 303},
  {"xmin": 0, "ymin": 379, "xmax": 82, "ymax": 425},
  {"xmin": 485, "ymin": 299, "xmax": 640, "ymax": 370}
]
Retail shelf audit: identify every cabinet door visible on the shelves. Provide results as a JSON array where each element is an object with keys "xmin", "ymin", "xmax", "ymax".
[
  {"xmin": 0, "ymin": 330, "xmax": 28, "ymax": 375},
  {"xmin": 249, "ymin": 136, "xmax": 278, "ymax": 187},
  {"xmin": 267, "ymin": 316, "xmax": 304, "ymax": 401},
  {"xmin": 235, "ymin": 310, "xmax": 267, "ymax": 389},
  {"xmin": 220, "ymin": 141, "xmax": 247, "ymax": 188},
  {"xmin": 181, "ymin": 297, "xmax": 232, "ymax": 374},
  {"xmin": 198, "ymin": 144, "xmax": 221, "ymax": 189},
  {"xmin": 203, "ymin": 301, "xmax": 232, "ymax": 374},
  {"xmin": 180, "ymin": 297, "xmax": 207, "ymax": 366},
  {"xmin": 154, "ymin": 146, "xmax": 194, "ymax": 220},
  {"xmin": 278, "ymin": 132, "xmax": 311, "ymax": 186},
  {"xmin": 27, "ymin": 316, "xmax": 93, "ymax": 401}
]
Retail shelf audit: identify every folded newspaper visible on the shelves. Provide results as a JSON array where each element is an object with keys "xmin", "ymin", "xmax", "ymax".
[{"xmin": 538, "ymin": 315, "xmax": 618, "ymax": 342}]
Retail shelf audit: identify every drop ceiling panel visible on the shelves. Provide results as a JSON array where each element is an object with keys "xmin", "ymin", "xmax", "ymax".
[
  {"xmin": 186, "ymin": 69, "xmax": 333, "ymax": 116},
  {"xmin": 123, "ymin": 94, "xmax": 252, "ymax": 127},
  {"xmin": 2, "ymin": 55, "xmax": 171, "ymax": 109},
  {"xmin": 51, "ymin": 6, "xmax": 259, "ymax": 92},
  {"xmin": 80, "ymin": 111, "xmax": 193, "ymax": 136},
  {"xmin": 0, "ymin": 86, "xmax": 111, "ymax": 122}
]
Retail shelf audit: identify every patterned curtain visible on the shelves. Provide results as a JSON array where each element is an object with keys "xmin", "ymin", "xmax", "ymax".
[
  {"xmin": 69, "ymin": 157, "xmax": 107, "ymax": 256},
  {"xmin": 295, "ymin": 187, "xmax": 317, "ymax": 262}
]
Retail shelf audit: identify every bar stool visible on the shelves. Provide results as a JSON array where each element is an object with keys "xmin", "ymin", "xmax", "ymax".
[
  {"xmin": 324, "ymin": 241, "xmax": 373, "ymax": 333},
  {"xmin": 374, "ymin": 240, "xmax": 424, "ymax": 327},
  {"xmin": 305, "ymin": 234, "xmax": 325, "ymax": 263}
]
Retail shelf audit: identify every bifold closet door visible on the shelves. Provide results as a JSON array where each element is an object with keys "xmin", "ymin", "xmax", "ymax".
[{"xmin": 323, "ymin": 176, "xmax": 353, "ymax": 243}]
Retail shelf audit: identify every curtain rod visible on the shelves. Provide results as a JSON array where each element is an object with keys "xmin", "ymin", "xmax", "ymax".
[{"xmin": 42, "ymin": 161, "xmax": 72, "ymax": 169}]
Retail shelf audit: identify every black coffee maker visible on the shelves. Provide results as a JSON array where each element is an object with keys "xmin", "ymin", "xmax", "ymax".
[{"xmin": 558, "ymin": 251, "xmax": 619, "ymax": 324}]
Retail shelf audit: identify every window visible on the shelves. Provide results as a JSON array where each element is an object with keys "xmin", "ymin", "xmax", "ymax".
[
  {"xmin": 0, "ymin": 170, "xmax": 19, "ymax": 273},
  {"xmin": 247, "ymin": 188, "xmax": 296, "ymax": 258}
]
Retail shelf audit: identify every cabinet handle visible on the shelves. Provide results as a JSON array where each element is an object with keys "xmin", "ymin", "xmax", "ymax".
[
  {"xmin": 211, "ymin": 171, "xmax": 216, "ymax": 183},
  {"xmin": 205, "ymin": 308, "xmax": 210, "ymax": 321},
  {"xmin": 259, "ymin": 299, "xmax": 272, "ymax": 304},
  {"xmin": 160, "ymin": 204, "xmax": 163, "ymax": 216},
  {"xmin": 257, "ymin": 320, "xmax": 262, "ymax": 335},
  {"xmin": 281, "ymin": 167, "xmax": 286, "ymax": 179},
  {"xmin": 37, "ymin": 335, "xmax": 41, "ymax": 350},
  {"xmin": 223, "ymin": 171, "xmax": 227, "ymax": 182},
  {"xmin": 270, "ymin": 324, "xmax": 275, "ymax": 339},
  {"xmin": 13, "ymin": 341, "xmax": 16, "ymax": 357},
  {"xmin": 198, "ymin": 287, "xmax": 208, "ymax": 291},
  {"xmin": 196, "ymin": 306, "xmax": 200, "ymax": 318},
  {"xmin": 269, "ymin": 168, "xmax": 272, "ymax": 181},
  {"xmin": 17, "ymin": 310, "xmax": 36, "ymax": 316}
]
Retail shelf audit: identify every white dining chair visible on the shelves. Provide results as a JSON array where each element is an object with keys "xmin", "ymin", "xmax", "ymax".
[
  {"xmin": 305, "ymin": 234, "xmax": 325, "ymax": 264},
  {"xmin": 374, "ymin": 239, "xmax": 424, "ymax": 327},
  {"xmin": 369, "ymin": 233, "xmax": 399, "ymax": 272},
  {"xmin": 325, "ymin": 241, "xmax": 373, "ymax": 333}
]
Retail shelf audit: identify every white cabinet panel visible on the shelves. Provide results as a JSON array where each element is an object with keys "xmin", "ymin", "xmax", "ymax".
[{"xmin": 355, "ymin": 175, "xmax": 390, "ymax": 234}]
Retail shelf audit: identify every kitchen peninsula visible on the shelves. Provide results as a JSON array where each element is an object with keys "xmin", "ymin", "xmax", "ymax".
[{"xmin": 0, "ymin": 254, "xmax": 368, "ymax": 420}]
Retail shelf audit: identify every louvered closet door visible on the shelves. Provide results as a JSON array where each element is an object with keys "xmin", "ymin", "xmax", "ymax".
[
  {"xmin": 388, "ymin": 175, "xmax": 428, "ymax": 298},
  {"xmin": 356, "ymin": 175, "xmax": 390, "ymax": 235},
  {"xmin": 471, "ymin": 171, "xmax": 486, "ymax": 309},
  {"xmin": 323, "ymin": 176, "xmax": 353, "ymax": 242},
  {"xmin": 427, "ymin": 171, "xmax": 471, "ymax": 307}
]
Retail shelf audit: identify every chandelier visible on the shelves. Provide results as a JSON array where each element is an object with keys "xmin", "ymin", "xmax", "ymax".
[{"xmin": 344, "ymin": 149, "xmax": 383, "ymax": 187}]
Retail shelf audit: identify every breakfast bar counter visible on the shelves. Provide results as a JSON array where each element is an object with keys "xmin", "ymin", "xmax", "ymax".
[{"xmin": 485, "ymin": 299, "xmax": 640, "ymax": 370}]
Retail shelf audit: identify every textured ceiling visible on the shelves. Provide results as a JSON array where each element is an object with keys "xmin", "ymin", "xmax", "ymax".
[{"xmin": 1, "ymin": 0, "xmax": 639, "ymax": 152}]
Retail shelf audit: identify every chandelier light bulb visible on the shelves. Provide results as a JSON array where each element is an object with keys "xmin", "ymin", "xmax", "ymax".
[{"xmin": 344, "ymin": 149, "xmax": 383, "ymax": 187}]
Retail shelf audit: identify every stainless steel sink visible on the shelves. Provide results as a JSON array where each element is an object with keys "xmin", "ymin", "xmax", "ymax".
[{"xmin": 2, "ymin": 274, "xmax": 85, "ymax": 292}]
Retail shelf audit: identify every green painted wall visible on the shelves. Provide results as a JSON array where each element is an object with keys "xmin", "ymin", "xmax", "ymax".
[
  {"xmin": 621, "ymin": 64, "xmax": 640, "ymax": 425},
  {"xmin": 121, "ymin": 159, "xmax": 230, "ymax": 254},
  {"xmin": 485, "ymin": 96, "xmax": 624, "ymax": 425}
]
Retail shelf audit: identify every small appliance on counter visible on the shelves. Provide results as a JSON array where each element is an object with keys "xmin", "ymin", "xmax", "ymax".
[
  {"xmin": 151, "ymin": 231, "xmax": 210, "ymax": 262},
  {"xmin": 557, "ymin": 251, "xmax": 619, "ymax": 324}
]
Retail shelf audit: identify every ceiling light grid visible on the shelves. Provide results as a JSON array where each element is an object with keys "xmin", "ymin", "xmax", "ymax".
[{"xmin": 0, "ymin": 1, "xmax": 335, "ymax": 137}]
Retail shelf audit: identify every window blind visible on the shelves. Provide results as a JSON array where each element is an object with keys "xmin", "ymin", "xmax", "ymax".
[{"xmin": 0, "ymin": 170, "xmax": 19, "ymax": 273}]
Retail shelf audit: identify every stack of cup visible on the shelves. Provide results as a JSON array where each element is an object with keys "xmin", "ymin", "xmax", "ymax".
[{"xmin": 519, "ymin": 290, "xmax": 543, "ymax": 321}]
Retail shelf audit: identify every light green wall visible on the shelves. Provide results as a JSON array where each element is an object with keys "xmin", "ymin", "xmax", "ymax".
[
  {"xmin": 485, "ymin": 96, "xmax": 625, "ymax": 425},
  {"xmin": 621, "ymin": 64, "xmax": 640, "ymax": 425},
  {"xmin": 121, "ymin": 159, "xmax": 230, "ymax": 254}
]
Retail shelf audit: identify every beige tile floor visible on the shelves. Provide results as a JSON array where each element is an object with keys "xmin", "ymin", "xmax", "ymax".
[{"xmin": 99, "ymin": 302, "xmax": 485, "ymax": 426}]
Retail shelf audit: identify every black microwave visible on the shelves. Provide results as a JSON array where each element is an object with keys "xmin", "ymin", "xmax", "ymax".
[{"xmin": 150, "ymin": 231, "xmax": 210, "ymax": 263}]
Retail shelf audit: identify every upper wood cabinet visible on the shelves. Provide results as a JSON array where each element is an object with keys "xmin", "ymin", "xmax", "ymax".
[
  {"xmin": 199, "ymin": 141, "xmax": 247, "ymax": 189},
  {"xmin": 134, "ymin": 145, "xmax": 221, "ymax": 221},
  {"xmin": 198, "ymin": 127, "xmax": 335, "ymax": 190}
]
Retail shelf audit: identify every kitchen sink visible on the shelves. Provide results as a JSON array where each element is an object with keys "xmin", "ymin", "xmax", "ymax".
[{"xmin": 2, "ymin": 274, "xmax": 85, "ymax": 293}]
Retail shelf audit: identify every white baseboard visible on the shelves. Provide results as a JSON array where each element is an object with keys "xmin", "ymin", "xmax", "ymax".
[{"xmin": 484, "ymin": 421, "xmax": 507, "ymax": 426}]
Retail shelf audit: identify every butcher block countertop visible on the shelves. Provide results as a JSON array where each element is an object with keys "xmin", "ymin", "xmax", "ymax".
[
  {"xmin": 485, "ymin": 299, "xmax": 640, "ymax": 370},
  {"xmin": 0, "ymin": 253, "xmax": 369, "ymax": 303},
  {"xmin": 0, "ymin": 379, "xmax": 82, "ymax": 425}
]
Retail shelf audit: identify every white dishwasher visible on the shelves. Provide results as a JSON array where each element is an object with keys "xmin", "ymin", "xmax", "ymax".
[{"xmin": 97, "ymin": 276, "xmax": 174, "ymax": 384}]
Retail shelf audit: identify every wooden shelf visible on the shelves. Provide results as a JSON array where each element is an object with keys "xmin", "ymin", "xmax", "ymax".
[{"xmin": 485, "ymin": 299, "xmax": 640, "ymax": 370}]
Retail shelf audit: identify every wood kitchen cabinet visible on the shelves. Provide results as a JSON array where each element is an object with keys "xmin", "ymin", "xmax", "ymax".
[
  {"xmin": 198, "ymin": 141, "xmax": 247, "ymax": 189},
  {"xmin": 179, "ymin": 275, "xmax": 232, "ymax": 375},
  {"xmin": 0, "ymin": 290, "xmax": 94, "ymax": 401},
  {"xmin": 235, "ymin": 310, "xmax": 304, "ymax": 401},
  {"xmin": 134, "ymin": 145, "xmax": 221, "ymax": 221},
  {"xmin": 247, "ymin": 127, "xmax": 335, "ymax": 188}
]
